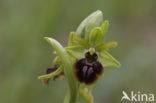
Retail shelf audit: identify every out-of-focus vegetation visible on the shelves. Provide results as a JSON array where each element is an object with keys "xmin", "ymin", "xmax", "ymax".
[{"xmin": 0, "ymin": 0, "xmax": 156, "ymax": 103}]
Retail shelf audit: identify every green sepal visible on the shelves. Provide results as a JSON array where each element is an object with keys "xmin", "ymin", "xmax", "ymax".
[
  {"xmin": 101, "ymin": 20, "xmax": 109, "ymax": 40},
  {"xmin": 96, "ymin": 42, "xmax": 117, "ymax": 51},
  {"xmin": 73, "ymin": 36, "xmax": 91, "ymax": 49},
  {"xmin": 76, "ymin": 10, "xmax": 103, "ymax": 40},
  {"xmin": 98, "ymin": 51, "xmax": 120, "ymax": 67},
  {"xmin": 38, "ymin": 66, "xmax": 63, "ymax": 79},
  {"xmin": 65, "ymin": 46, "xmax": 86, "ymax": 60},
  {"xmin": 44, "ymin": 37, "xmax": 77, "ymax": 103},
  {"xmin": 89, "ymin": 27, "xmax": 103, "ymax": 46}
]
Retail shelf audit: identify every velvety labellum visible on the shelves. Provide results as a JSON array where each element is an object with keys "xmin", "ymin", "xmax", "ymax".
[{"xmin": 74, "ymin": 52, "xmax": 103, "ymax": 85}]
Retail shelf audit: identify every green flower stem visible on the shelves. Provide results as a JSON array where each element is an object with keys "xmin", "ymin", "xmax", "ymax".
[
  {"xmin": 63, "ymin": 91, "xmax": 70, "ymax": 103},
  {"xmin": 44, "ymin": 37, "xmax": 77, "ymax": 103},
  {"xmin": 79, "ymin": 88, "xmax": 94, "ymax": 103}
]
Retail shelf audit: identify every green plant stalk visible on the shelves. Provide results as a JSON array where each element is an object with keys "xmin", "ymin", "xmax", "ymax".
[
  {"xmin": 44, "ymin": 37, "xmax": 77, "ymax": 103},
  {"xmin": 63, "ymin": 91, "xmax": 70, "ymax": 103}
]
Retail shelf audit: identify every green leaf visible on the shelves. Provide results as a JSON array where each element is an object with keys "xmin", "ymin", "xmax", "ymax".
[
  {"xmin": 44, "ymin": 37, "xmax": 77, "ymax": 103},
  {"xmin": 101, "ymin": 20, "xmax": 109, "ymax": 40},
  {"xmin": 66, "ymin": 46, "xmax": 86, "ymax": 60},
  {"xmin": 38, "ymin": 66, "xmax": 63, "ymax": 79},
  {"xmin": 73, "ymin": 36, "xmax": 91, "ymax": 49},
  {"xmin": 96, "ymin": 42, "xmax": 117, "ymax": 51},
  {"xmin": 89, "ymin": 27, "xmax": 103, "ymax": 46},
  {"xmin": 98, "ymin": 51, "xmax": 120, "ymax": 67},
  {"xmin": 76, "ymin": 10, "xmax": 103, "ymax": 40}
]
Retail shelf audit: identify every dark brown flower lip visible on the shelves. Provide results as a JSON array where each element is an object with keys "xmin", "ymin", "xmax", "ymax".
[{"xmin": 74, "ymin": 53, "xmax": 104, "ymax": 85}]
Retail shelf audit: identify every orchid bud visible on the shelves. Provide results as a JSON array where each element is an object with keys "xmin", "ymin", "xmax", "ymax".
[{"xmin": 76, "ymin": 10, "xmax": 103, "ymax": 40}]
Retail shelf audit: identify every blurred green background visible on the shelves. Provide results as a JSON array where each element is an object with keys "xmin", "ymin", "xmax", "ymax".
[{"xmin": 0, "ymin": 0, "xmax": 156, "ymax": 103}]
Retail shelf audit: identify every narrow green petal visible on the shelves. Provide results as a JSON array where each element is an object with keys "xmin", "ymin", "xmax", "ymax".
[
  {"xmin": 96, "ymin": 42, "xmax": 117, "ymax": 51},
  {"xmin": 38, "ymin": 66, "xmax": 63, "ymax": 79},
  {"xmin": 44, "ymin": 37, "xmax": 77, "ymax": 103},
  {"xmin": 101, "ymin": 20, "xmax": 109, "ymax": 40},
  {"xmin": 68, "ymin": 32, "xmax": 76, "ymax": 46},
  {"xmin": 89, "ymin": 27, "xmax": 103, "ymax": 46},
  {"xmin": 99, "ymin": 51, "xmax": 120, "ymax": 67}
]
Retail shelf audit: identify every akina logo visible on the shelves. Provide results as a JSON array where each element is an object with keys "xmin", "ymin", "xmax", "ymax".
[{"xmin": 121, "ymin": 91, "xmax": 155, "ymax": 102}]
